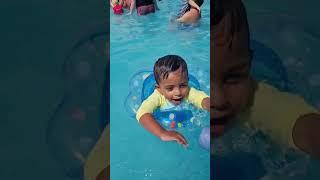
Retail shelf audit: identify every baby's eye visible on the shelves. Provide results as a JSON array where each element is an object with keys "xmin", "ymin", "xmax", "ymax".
[
  {"xmin": 225, "ymin": 73, "xmax": 248, "ymax": 84},
  {"xmin": 180, "ymin": 84, "xmax": 187, "ymax": 88},
  {"xmin": 165, "ymin": 87, "xmax": 173, "ymax": 91}
]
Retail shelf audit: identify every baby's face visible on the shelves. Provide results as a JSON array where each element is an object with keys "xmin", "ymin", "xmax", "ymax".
[
  {"xmin": 156, "ymin": 67, "xmax": 189, "ymax": 105},
  {"xmin": 211, "ymin": 39, "xmax": 254, "ymax": 126}
]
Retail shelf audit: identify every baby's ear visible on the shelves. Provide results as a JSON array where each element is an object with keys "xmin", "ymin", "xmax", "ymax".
[{"xmin": 155, "ymin": 84, "xmax": 160, "ymax": 89}]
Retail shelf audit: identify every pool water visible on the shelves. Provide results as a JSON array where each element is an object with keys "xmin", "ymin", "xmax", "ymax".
[
  {"xmin": 110, "ymin": 1, "xmax": 210, "ymax": 179},
  {"xmin": 211, "ymin": 1, "xmax": 320, "ymax": 179}
]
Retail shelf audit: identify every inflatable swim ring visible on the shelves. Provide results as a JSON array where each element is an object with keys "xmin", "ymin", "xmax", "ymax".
[
  {"xmin": 46, "ymin": 24, "xmax": 109, "ymax": 179},
  {"xmin": 250, "ymin": 40, "xmax": 291, "ymax": 91}
]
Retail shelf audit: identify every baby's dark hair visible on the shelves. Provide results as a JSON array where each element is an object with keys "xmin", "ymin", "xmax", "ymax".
[
  {"xmin": 211, "ymin": 0, "xmax": 250, "ymax": 52},
  {"xmin": 194, "ymin": 0, "xmax": 204, "ymax": 7},
  {"xmin": 154, "ymin": 55, "xmax": 188, "ymax": 84}
]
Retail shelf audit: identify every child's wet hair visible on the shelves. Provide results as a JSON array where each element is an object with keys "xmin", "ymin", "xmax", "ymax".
[
  {"xmin": 194, "ymin": 0, "xmax": 204, "ymax": 7},
  {"xmin": 154, "ymin": 55, "xmax": 188, "ymax": 84},
  {"xmin": 211, "ymin": 0, "xmax": 250, "ymax": 51}
]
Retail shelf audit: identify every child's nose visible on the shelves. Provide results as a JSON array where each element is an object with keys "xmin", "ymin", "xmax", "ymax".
[
  {"xmin": 212, "ymin": 84, "xmax": 228, "ymax": 111},
  {"xmin": 173, "ymin": 87, "xmax": 181, "ymax": 96}
]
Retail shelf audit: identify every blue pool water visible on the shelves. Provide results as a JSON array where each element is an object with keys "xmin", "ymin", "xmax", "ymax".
[
  {"xmin": 110, "ymin": 1, "xmax": 210, "ymax": 179},
  {"xmin": 212, "ymin": 1, "xmax": 320, "ymax": 179}
]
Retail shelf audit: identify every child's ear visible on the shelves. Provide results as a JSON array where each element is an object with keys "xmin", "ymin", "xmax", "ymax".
[{"xmin": 155, "ymin": 84, "xmax": 160, "ymax": 90}]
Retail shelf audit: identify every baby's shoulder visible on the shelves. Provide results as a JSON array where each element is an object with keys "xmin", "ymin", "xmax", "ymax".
[{"xmin": 251, "ymin": 81, "xmax": 317, "ymax": 118}]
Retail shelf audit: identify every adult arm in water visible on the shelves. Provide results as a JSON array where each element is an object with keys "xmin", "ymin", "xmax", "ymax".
[
  {"xmin": 188, "ymin": 0, "xmax": 201, "ymax": 12},
  {"xmin": 128, "ymin": 0, "xmax": 135, "ymax": 14},
  {"xmin": 176, "ymin": 0, "xmax": 201, "ymax": 23}
]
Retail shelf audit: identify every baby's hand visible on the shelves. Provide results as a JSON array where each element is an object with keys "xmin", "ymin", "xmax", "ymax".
[{"xmin": 160, "ymin": 130, "xmax": 188, "ymax": 147}]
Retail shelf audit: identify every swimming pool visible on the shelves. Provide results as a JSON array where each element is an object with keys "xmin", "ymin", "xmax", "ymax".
[
  {"xmin": 211, "ymin": 1, "xmax": 320, "ymax": 179},
  {"xmin": 110, "ymin": 1, "xmax": 210, "ymax": 179}
]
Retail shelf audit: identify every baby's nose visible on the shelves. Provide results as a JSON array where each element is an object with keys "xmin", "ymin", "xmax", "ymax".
[
  {"xmin": 211, "ymin": 84, "xmax": 228, "ymax": 111},
  {"xmin": 173, "ymin": 88, "xmax": 182, "ymax": 96}
]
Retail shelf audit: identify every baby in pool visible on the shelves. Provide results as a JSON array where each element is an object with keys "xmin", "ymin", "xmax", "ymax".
[
  {"xmin": 136, "ymin": 55, "xmax": 210, "ymax": 146},
  {"xmin": 212, "ymin": 0, "xmax": 320, "ymax": 159}
]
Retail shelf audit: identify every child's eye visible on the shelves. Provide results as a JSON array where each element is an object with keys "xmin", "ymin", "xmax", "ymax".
[
  {"xmin": 225, "ymin": 74, "xmax": 248, "ymax": 84},
  {"xmin": 165, "ymin": 87, "xmax": 173, "ymax": 91},
  {"xmin": 180, "ymin": 84, "xmax": 187, "ymax": 88}
]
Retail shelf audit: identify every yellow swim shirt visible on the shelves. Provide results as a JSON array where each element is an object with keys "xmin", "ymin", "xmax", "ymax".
[
  {"xmin": 84, "ymin": 126, "xmax": 109, "ymax": 180},
  {"xmin": 136, "ymin": 87, "xmax": 209, "ymax": 121},
  {"xmin": 239, "ymin": 82, "xmax": 319, "ymax": 150}
]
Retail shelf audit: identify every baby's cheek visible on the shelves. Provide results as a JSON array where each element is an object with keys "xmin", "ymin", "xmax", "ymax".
[
  {"xmin": 183, "ymin": 89, "xmax": 189, "ymax": 96},
  {"xmin": 239, "ymin": 82, "xmax": 254, "ymax": 110},
  {"xmin": 226, "ymin": 84, "xmax": 251, "ymax": 111}
]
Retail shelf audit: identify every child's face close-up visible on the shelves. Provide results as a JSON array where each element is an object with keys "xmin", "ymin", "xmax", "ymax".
[
  {"xmin": 211, "ymin": 36, "xmax": 254, "ymax": 126},
  {"xmin": 156, "ymin": 67, "xmax": 189, "ymax": 105}
]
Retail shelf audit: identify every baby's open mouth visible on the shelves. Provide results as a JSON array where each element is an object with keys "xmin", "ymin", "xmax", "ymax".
[{"xmin": 171, "ymin": 98, "xmax": 183, "ymax": 105}]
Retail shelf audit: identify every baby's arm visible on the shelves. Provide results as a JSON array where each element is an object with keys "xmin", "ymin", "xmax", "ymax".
[
  {"xmin": 136, "ymin": 91, "xmax": 188, "ymax": 146},
  {"xmin": 246, "ymin": 82, "xmax": 320, "ymax": 159},
  {"xmin": 201, "ymin": 97, "xmax": 210, "ymax": 111},
  {"xmin": 187, "ymin": 87, "xmax": 210, "ymax": 110},
  {"xmin": 292, "ymin": 113, "xmax": 320, "ymax": 159},
  {"xmin": 139, "ymin": 113, "xmax": 188, "ymax": 146}
]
